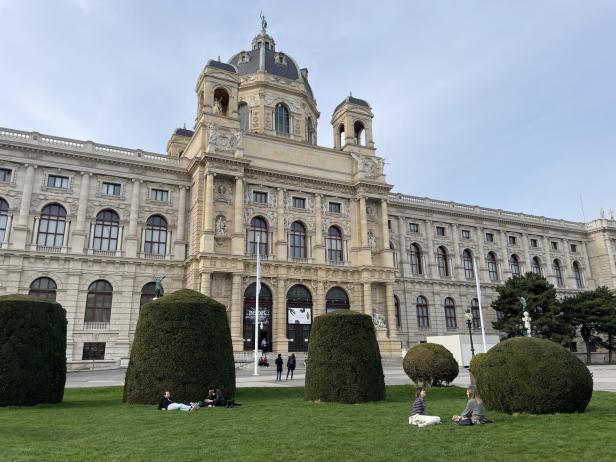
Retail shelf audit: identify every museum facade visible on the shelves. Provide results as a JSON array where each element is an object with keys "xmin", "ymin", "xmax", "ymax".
[{"xmin": 1, "ymin": 28, "xmax": 615, "ymax": 368}]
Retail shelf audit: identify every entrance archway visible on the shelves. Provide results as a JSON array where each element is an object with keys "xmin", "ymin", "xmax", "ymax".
[
  {"xmin": 243, "ymin": 283, "xmax": 273, "ymax": 351},
  {"xmin": 287, "ymin": 284, "xmax": 312, "ymax": 352},
  {"xmin": 326, "ymin": 286, "xmax": 350, "ymax": 313}
]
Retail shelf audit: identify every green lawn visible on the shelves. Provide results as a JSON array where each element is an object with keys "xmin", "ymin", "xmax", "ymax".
[{"xmin": 1, "ymin": 386, "xmax": 615, "ymax": 462}]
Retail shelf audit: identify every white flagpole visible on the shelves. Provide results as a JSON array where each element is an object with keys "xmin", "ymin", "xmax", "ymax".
[
  {"xmin": 473, "ymin": 257, "xmax": 488, "ymax": 353},
  {"xmin": 253, "ymin": 234, "xmax": 261, "ymax": 376}
]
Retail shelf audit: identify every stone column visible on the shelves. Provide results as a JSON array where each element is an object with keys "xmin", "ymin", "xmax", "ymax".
[
  {"xmin": 380, "ymin": 199, "xmax": 393, "ymax": 267},
  {"xmin": 273, "ymin": 279, "xmax": 288, "ymax": 353},
  {"xmin": 582, "ymin": 242, "xmax": 594, "ymax": 286},
  {"xmin": 313, "ymin": 194, "xmax": 324, "ymax": 263},
  {"xmin": 397, "ymin": 216, "xmax": 407, "ymax": 276},
  {"xmin": 563, "ymin": 238, "xmax": 572, "ymax": 287},
  {"xmin": 200, "ymin": 271, "xmax": 211, "ymax": 296},
  {"xmin": 200, "ymin": 173, "xmax": 215, "ymax": 253},
  {"xmin": 125, "ymin": 179, "xmax": 141, "ymax": 257},
  {"xmin": 604, "ymin": 234, "xmax": 616, "ymax": 277},
  {"xmin": 71, "ymin": 172, "xmax": 91, "ymax": 252},
  {"xmin": 500, "ymin": 229, "xmax": 510, "ymax": 279},
  {"xmin": 452, "ymin": 224, "xmax": 462, "ymax": 279},
  {"xmin": 363, "ymin": 282, "xmax": 373, "ymax": 317},
  {"xmin": 232, "ymin": 177, "xmax": 245, "ymax": 255},
  {"xmin": 385, "ymin": 282, "xmax": 398, "ymax": 340},
  {"xmin": 543, "ymin": 236, "xmax": 552, "ymax": 282},
  {"xmin": 173, "ymin": 186, "xmax": 187, "ymax": 259},
  {"xmin": 13, "ymin": 164, "xmax": 36, "ymax": 249},
  {"xmin": 476, "ymin": 226, "xmax": 485, "ymax": 281},
  {"xmin": 359, "ymin": 196, "xmax": 368, "ymax": 247},
  {"xmin": 314, "ymin": 281, "xmax": 325, "ymax": 317},
  {"xmin": 275, "ymin": 188, "xmax": 286, "ymax": 259},
  {"xmin": 230, "ymin": 274, "xmax": 244, "ymax": 350},
  {"xmin": 522, "ymin": 233, "xmax": 532, "ymax": 273},
  {"xmin": 425, "ymin": 219, "xmax": 434, "ymax": 278}
]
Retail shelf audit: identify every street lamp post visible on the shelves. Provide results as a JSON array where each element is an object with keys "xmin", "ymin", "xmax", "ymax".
[{"xmin": 465, "ymin": 308, "xmax": 475, "ymax": 358}]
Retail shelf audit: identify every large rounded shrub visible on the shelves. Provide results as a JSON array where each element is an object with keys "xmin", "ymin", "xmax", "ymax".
[
  {"xmin": 0, "ymin": 294, "xmax": 67, "ymax": 406},
  {"xmin": 305, "ymin": 311, "xmax": 384, "ymax": 403},
  {"xmin": 123, "ymin": 289, "xmax": 235, "ymax": 404},
  {"xmin": 474, "ymin": 337, "xmax": 593, "ymax": 414},
  {"xmin": 403, "ymin": 343, "xmax": 459, "ymax": 386},
  {"xmin": 469, "ymin": 353, "xmax": 486, "ymax": 386}
]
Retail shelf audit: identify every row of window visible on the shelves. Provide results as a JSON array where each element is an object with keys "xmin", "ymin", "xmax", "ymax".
[
  {"xmin": 251, "ymin": 191, "xmax": 341, "ymax": 213},
  {"xmin": 410, "ymin": 296, "xmax": 482, "ymax": 329},
  {"xmin": 393, "ymin": 243, "xmax": 584, "ymax": 287},
  {"xmin": 402, "ymin": 221, "xmax": 579, "ymax": 253}
]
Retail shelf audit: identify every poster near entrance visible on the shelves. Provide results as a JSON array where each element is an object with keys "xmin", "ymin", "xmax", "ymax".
[{"xmin": 288, "ymin": 307, "xmax": 311, "ymax": 325}]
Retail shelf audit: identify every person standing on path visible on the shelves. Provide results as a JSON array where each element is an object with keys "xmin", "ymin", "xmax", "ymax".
[
  {"xmin": 261, "ymin": 337, "xmax": 268, "ymax": 354},
  {"xmin": 275, "ymin": 354, "xmax": 283, "ymax": 381},
  {"xmin": 286, "ymin": 353, "xmax": 296, "ymax": 380}
]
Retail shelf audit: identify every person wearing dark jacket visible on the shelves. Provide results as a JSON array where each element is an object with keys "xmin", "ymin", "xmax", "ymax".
[
  {"xmin": 275, "ymin": 354, "xmax": 283, "ymax": 381},
  {"xmin": 158, "ymin": 391, "xmax": 198, "ymax": 411},
  {"xmin": 286, "ymin": 353, "xmax": 296, "ymax": 380}
]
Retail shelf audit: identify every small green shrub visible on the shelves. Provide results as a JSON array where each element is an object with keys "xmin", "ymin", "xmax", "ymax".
[
  {"xmin": 305, "ymin": 311, "xmax": 384, "ymax": 403},
  {"xmin": 0, "ymin": 294, "xmax": 67, "ymax": 406},
  {"xmin": 123, "ymin": 289, "xmax": 236, "ymax": 404},
  {"xmin": 474, "ymin": 337, "xmax": 593, "ymax": 414},
  {"xmin": 403, "ymin": 343, "xmax": 459, "ymax": 386}
]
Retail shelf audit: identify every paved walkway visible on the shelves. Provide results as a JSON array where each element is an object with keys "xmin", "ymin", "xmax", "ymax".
[{"xmin": 66, "ymin": 360, "xmax": 616, "ymax": 391}]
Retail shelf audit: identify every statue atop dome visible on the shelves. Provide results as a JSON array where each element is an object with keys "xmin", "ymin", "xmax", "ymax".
[{"xmin": 260, "ymin": 11, "xmax": 267, "ymax": 33}]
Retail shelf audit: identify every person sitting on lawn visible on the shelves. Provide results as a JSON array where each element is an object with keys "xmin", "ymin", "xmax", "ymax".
[
  {"xmin": 409, "ymin": 386, "xmax": 441, "ymax": 427},
  {"xmin": 452, "ymin": 386, "xmax": 488, "ymax": 425},
  {"xmin": 158, "ymin": 391, "xmax": 198, "ymax": 411},
  {"xmin": 199, "ymin": 385, "xmax": 238, "ymax": 408}
]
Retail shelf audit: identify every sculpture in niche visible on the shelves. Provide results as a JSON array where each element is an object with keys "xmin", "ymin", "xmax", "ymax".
[
  {"xmin": 212, "ymin": 98, "xmax": 223, "ymax": 115},
  {"xmin": 368, "ymin": 231, "xmax": 377, "ymax": 249},
  {"xmin": 215, "ymin": 215, "xmax": 227, "ymax": 236},
  {"xmin": 372, "ymin": 311, "xmax": 387, "ymax": 329}
]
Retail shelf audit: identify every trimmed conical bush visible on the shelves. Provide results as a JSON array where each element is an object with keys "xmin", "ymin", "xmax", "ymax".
[
  {"xmin": 123, "ymin": 289, "xmax": 235, "ymax": 404},
  {"xmin": 305, "ymin": 311, "xmax": 384, "ymax": 403},
  {"xmin": 0, "ymin": 294, "xmax": 67, "ymax": 406}
]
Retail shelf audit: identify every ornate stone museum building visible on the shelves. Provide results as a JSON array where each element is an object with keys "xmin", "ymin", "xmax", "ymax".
[{"xmin": 1, "ymin": 27, "xmax": 615, "ymax": 367}]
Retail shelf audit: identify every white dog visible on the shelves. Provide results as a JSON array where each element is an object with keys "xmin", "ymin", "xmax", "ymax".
[{"xmin": 409, "ymin": 414, "xmax": 441, "ymax": 427}]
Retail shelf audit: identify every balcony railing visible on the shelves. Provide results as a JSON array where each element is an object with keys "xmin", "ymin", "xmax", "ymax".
[
  {"xmin": 35, "ymin": 245, "xmax": 63, "ymax": 253},
  {"xmin": 82, "ymin": 322, "xmax": 110, "ymax": 330},
  {"xmin": 327, "ymin": 259, "xmax": 348, "ymax": 266}
]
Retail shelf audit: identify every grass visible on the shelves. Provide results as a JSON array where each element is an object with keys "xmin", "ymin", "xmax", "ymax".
[{"xmin": 1, "ymin": 386, "xmax": 615, "ymax": 461}]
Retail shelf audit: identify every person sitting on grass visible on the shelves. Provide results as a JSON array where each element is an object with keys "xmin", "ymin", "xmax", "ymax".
[
  {"xmin": 452, "ymin": 386, "xmax": 488, "ymax": 425},
  {"xmin": 198, "ymin": 385, "xmax": 239, "ymax": 408},
  {"xmin": 158, "ymin": 391, "xmax": 198, "ymax": 411},
  {"xmin": 409, "ymin": 386, "xmax": 441, "ymax": 427}
]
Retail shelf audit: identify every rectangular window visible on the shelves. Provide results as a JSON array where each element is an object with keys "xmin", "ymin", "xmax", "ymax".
[
  {"xmin": 462, "ymin": 230, "xmax": 471, "ymax": 239},
  {"xmin": 82, "ymin": 342, "xmax": 106, "ymax": 360},
  {"xmin": 329, "ymin": 202, "xmax": 341, "ymax": 213},
  {"xmin": 530, "ymin": 239, "xmax": 538, "ymax": 248},
  {"xmin": 387, "ymin": 219, "xmax": 391, "ymax": 230},
  {"xmin": 570, "ymin": 244, "xmax": 578, "ymax": 253},
  {"xmin": 0, "ymin": 168, "xmax": 12, "ymax": 182},
  {"xmin": 101, "ymin": 182, "xmax": 121, "ymax": 196},
  {"xmin": 508, "ymin": 235, "xmax": 517, "ymax": 245},
  {"xmin": 152, "ymin": 189, "xmax": 169, "ymax": 202},
  {"xmin": 551, "ymin": 241, "xmax": 558, "ymax": 250},
  {"xmin": 409, "ymin": 223, "xmax": 419, "ymax": 233},
  {"xmin": 436, "ymin": 226, "xmax": 445, "ymax": 237},
  {"xmin": 47, "ymin": 175, "xmax": 69, "ymax": 189},
  {"xmin": 569, "ymin": 342, "xmax": 577, "ymax": 353},
  {"xmin": 253, "ymin": 191, "xmax": 268, "ymax": 203},
  {"xmin": 485, "ymin": 233, "xmax": 494, "ymax": 243},
  {"xmin": 292, "ymin": 197, "xmax": 305, "ymax": 209}
]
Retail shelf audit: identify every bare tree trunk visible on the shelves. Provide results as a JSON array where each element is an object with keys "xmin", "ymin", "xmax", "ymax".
[{"xmin": 585, "ymin": 340, "xmax": 592, "ymax": 365}]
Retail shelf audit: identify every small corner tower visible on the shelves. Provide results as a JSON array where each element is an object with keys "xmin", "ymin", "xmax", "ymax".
[{"xmin": 331, "ymin": 95, "xmax": 375, "ymax": 153}]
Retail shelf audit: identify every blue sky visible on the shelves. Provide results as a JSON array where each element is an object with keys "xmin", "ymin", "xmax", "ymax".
[{"xmin": 1, "ymin": 0, "xmax": 614, "ymax": 222}]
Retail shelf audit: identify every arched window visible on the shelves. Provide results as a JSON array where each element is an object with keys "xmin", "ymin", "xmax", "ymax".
[
  {"xmin": 416, "ymin": 296, "xmax": 429, "ymax": 328},
  {"xmin": 390, "ymin": 241, "xmax": 399, "ymax": 268},
  {"xmin": 37, "ymin": 203, "xmax": 67, "ymax": 247},
  {"xmin": 394, "ymin": 295, "xmax": 401, "ymax": 328},
  {"xmin": 437, "ymin": 246, "xmax": 449, "ymax": 277},
  {"xmin": 338, "ymin": 124, "xmax": 345, "ymax": 148},
  {"xmin": 213, "ymin": 88, "xmax": 229, "ymax": 116},
  {"xmin": 531, "ymin": 257, "xmax": 542, "ymax": 276},
  {"xmin": 289, "ymin": 221, "xmax": 306, "ymax": 259},
  {"xmin": 84, "ymin": 280, "xmax": 113, "ymax": 323},
  {"xmin": 354, "ymin": 120, "xmax": 366, "ymax": 145},
  {"xmin": 238, "ymin": 102, "xmax": 249, "ymax": 132},
  {"xmin": 326, "ymin": 286, "xmax": 349, "ymax": 312},
  {"xmin": 140, "ymin": 281, "xmax": 163, "ymax": 308},
  {"xmin": 29, "ymin": 277, "xmax": 57, "ymax": 301},
  {"xmin": 510, "ymin": 254, "xmax": 520, "ymax": 276},
  {"xmin": 470, "ymin": 298, "xmax": 480, "ymax": 328},
  {"xmin": 553, "ymin": 259, "xmax": 564, "ymax": 287},
  {"xmin": 275, "ymin": 103, "xmax": 290, "ymax": 135},
  {"xmin": 0, "ymin": 198, "xmax": 9, "ymax": 243},
  {"xmin": 248, "ymin": 216, "xmax": 268, "ymax": 255},
  {"xmin": 573, "ymin": 261, "xmax": 583, "ymax": 288},
  {"xmin": 93, "ymin": 209, "xmax": 120, "ymax": 251},
  {"xmin": 326, "ymin": 226, "xmax": 343, "ymax": 262},
  {"xmin": 487, "ymin": 252, "xmax": 499, "ymax": 281},
  {"xmin": 287, "ymin": 284, "xmax": 312, "ymax": 352},
  {"xmin": 409, "ymin": 243, "xmax": 423, "ymax": 275},
  {"xmin": 463, "ymin": 249, "xmax": 474, "ymax": 279},
  {"xmin": 243, "ymin": 283, "xmax": 273, "ymax": 351},
  {"xmin": 144, "ymin": 215, "xmax": 168, "ymax": 255},
  {"xmin": 444, "ymin": 297, "xmax": 457, "ymax": 329}
]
